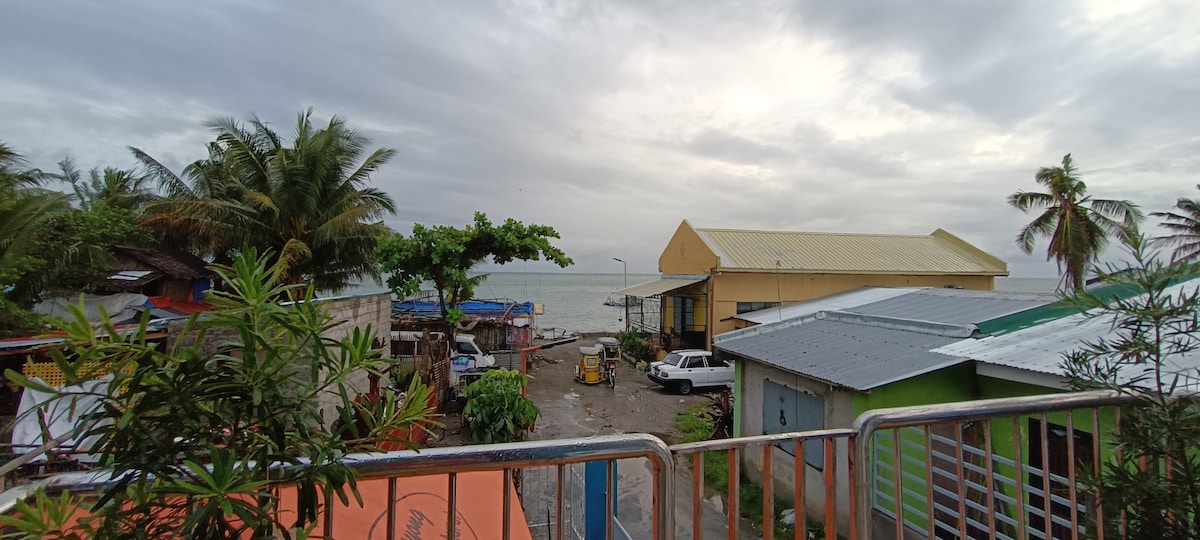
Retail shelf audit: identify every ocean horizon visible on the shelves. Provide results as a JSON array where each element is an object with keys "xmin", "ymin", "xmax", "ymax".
[{"xmin": 334, "ymin": 273, "xmax": 1062, "ymax": 333}]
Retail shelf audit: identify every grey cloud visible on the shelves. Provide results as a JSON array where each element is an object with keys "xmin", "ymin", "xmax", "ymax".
[
  {"xmin": 3, "ymin": 0, "xmax": 1198, "ymax": 276},
  {"xmin": 684, "ymin": 129, "xmax": 793, "ymax": 165}
]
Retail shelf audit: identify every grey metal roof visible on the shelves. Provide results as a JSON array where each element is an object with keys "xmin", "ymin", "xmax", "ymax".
[
  {"xmin": 716, "ymin": 314, "xmax": 970, "ymax": 391},
  {"xmin": 933, "ymin": 278, "xmax": 1200, "ymax": 391},
  {"xmin": 734, "ymin": 287, "xmax": 918, "ymax": 325},
  {"xmin": 847, "ymin": 288, "xmax": 1057, "ymax": 325},
  {"xmin": 715, "ymin": 286, "xmax": 1061, "ymax": 390}
]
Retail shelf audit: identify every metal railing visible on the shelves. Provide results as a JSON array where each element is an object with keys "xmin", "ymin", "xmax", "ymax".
[
  {"xmin": 853, "ymin": 390, "xmax": 1132, "ymax": 540},
  {"xmin": 0, "ymin": 433, "xmax": 674, "ymax": 540},
  {"xmin": 671, "ymin": 429, "xmax": 857, "ymax": 540},
  {"xmin": 0, "ymin": 391, "xmax": 1136, "ymax": 540}
]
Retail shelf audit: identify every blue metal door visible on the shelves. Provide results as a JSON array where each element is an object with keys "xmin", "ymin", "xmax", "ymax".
[{"xmin": 762, "ymin": 379, "xmax": 825, "ymax": 468}]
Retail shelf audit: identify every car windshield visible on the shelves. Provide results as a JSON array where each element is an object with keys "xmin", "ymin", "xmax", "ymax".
[{"xmin": 662, "ymin": 352, "xmax": 684, "ymax": 366}]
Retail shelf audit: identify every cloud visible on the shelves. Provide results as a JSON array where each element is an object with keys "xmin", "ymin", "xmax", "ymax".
[{"xmin": 1, "ymin": 0, "xmax": 1198, "ymax": 279}]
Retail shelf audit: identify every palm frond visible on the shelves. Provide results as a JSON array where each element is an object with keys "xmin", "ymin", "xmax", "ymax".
[{"xmin": 1007, "ymin": 191, "xmax": 1056, "ymax": 212}]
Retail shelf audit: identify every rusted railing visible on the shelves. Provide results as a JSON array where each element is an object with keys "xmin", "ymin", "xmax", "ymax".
[
  {"xmin": 0, "ymin": 391, "xmax": 1136, "ymax": 539},
  {"xmin": 0, "ymin": 433, "xmax": 673, "ymax": 540}
]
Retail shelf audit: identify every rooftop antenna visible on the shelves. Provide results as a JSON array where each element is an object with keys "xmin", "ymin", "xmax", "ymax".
[{"xmin": 776, "ymin": 259, "xmax": 783, "ymax": 321}]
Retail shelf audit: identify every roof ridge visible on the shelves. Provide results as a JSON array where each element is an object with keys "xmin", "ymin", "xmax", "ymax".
[{"xmin": 695, "ymin": 226, "xmax": 931, "ymax": 238}]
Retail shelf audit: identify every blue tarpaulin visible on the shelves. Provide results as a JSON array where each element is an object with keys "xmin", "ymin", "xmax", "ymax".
[{"xmin": 392, "ymin": 299, "xmax": 535, "ymax": 319}]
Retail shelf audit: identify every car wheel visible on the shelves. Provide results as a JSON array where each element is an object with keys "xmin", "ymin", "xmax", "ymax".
[{"xmin": 677, "ymin": 380, "xmax": 692, "ymax": 395}]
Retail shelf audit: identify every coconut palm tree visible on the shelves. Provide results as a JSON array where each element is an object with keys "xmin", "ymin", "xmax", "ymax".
[
  {"xmin": 0, "ymin": 142, "xmax": 70, "ymax": 274},
  {"xmin": 1150, "ymin": 185, "xmax": 1200, "ymax": 263},
  {"xmin": 55, "ymin": 158, "xmax": 158, "ymax": 213},
  {"xmin": 138, "ymin": 110, "xmax": 397, "ymax": 294},
  {"xmin": 1008, "ymin": 154, "xmax": 1143, "ymax": 291}
]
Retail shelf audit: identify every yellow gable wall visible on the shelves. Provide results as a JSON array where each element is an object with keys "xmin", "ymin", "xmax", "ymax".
[
  {"xmin": 658, "ymin": 221, "xmax": 717, "ymax": 275},
  {"xmin": 708, "ymin": 272, "xmax": 996, "ymax": 338}
]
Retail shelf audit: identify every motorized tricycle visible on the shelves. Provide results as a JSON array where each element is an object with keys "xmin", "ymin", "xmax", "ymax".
[
  {"xmin": 598, "ymin": 337, "xmax": 620, "ymax": 386},
  {"xmin": 574, "ymin": 345, "xmax": 615, "ymax": 388}
]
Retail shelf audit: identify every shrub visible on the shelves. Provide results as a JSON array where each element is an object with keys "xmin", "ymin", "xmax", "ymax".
[
  {"xmin": 2, "ymin": 249, "xmax": 436, "ymax": 540},
  {"xmin": 617, "ymin": 329, "xmax": 652, "ymax": 363},
  {"xmin": 462, "ymin": 369, "xmax": 540, "ymax": 444},
  {"xmin": 1063, "ymin": 235, "xmax": 1200, "ymax": 540}
]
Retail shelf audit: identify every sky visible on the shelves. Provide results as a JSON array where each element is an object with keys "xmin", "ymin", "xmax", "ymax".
[{"xmin": 3, "ymin": 0, "xmax": 1199, "ymax": 277}]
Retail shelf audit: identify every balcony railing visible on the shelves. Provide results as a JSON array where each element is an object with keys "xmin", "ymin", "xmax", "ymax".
[{"xmin": 0, "ymin": 391, "xmax": 1134, "ymax": 539}]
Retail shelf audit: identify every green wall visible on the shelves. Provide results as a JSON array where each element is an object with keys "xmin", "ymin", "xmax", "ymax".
[
  {"xmin": 852, "ymin": 362, "xmax": 979, "ymax": 416},
  {"xmin": 865, "ymin": 372, "xmax": 1119, "ymax": 534}
]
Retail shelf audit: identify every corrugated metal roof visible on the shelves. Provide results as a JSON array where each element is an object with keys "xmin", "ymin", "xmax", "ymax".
[
  {"xmin": 614, "ymin": 277, "xmax": 706, "ymax": 298},
  {"xmin": 848, "ymin": 288, "xmax": 1057, "ymax": 325},
  {"xmin": 933, "ymin": 278, "xmax": 1200, "ymax": 386},
  {"xmin": 932, "ymin": 313, "xmax": 1103, "ymax": 377},
  {"xmin": 734, "ymin": 287, "xmax": 917, "ymax": 325},
  {"xmin": 717, "ymin": 317, "xmax": 967, "ymax": 390},
  {"xmin": 716, "ymin": 287, "xmax": 1059, "ymax": 390},
  {"xmin": 694, "ymin": 227, "xmax": 1007, "ymax": 275}
]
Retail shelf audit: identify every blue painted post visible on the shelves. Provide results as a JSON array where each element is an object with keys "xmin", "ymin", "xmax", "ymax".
[{"xmin": 584, "ymin": 460, "xmax": 618, "ymax": 539}]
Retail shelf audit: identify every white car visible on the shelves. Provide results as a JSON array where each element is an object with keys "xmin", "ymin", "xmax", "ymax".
[{"xmin": 647, "ymin": 349, "xmax": 734, "ymax": 395}]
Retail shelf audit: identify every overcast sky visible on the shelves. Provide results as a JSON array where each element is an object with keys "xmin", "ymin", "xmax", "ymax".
[{"xmin": 4, "ymin": 1, "xmax": 1199, "ymax": 277}]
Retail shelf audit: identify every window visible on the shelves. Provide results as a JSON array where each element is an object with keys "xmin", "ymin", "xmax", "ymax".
[
  {"xmin": 672, "ymin": 296, "xmax": 695, "ymax": 330},
  {"xmin": 684, "ymin": 357, "xmax": 706, "ymax": 369},
  {"xmin": 456, "ymin": 342, "xmax": 479, "ymax": 355},
  {"xmin": 707, "ymin": 357, "xmax": 729, "ymax": 368},
  {"xmin": 736, "ymin": 302, "xmax": 779, "ymax": 314}
]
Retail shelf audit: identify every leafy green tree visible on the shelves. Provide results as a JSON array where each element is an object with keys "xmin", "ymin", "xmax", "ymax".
[
  {"xmin": 3, "ymin": 249, "xmax": 437, "ymax": 539},
  {"xmin": 1008, "ymin": 154, "xmax": 1142, "ymax": 291},
  {"xmin": 137, "ymin": 110, "xmax": 397, "ymax": 295},
  {"xmin": 1151, "ymin": 184, "xmax": 1200, "ymax": 263},
  {"xmin": 8, "ymin": 204, "xmax": 159, "ymax": 305},
  {"xmin": 462, "ymin": 369, "xmax": 540, "ymax": 444},
  {"xmin": 1062, "ymin": 234, "xmax": 1200, "ymax": 540},
  {"xmin": 377, "ymin": 212, "xmax": 573, "ymax": 319}
]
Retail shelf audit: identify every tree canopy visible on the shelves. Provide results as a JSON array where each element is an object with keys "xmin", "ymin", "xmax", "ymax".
[
  {"xmin": 1151, "ymin": 184, "xmax": 1200, "ymax": 263},
  {"xmin": 1008, "ymin": 153, "xmax": 1142, "ymax": 291},
  {"xmin": 377, "ymin": 212, "xmax": 573, "ymax": 319},
  {"xmin": 138, "ymin": 110, "xmax": 397, "ymax": 294}
]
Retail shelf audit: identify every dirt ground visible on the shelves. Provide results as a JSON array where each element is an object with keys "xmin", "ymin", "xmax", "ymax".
[
  {"xmin": 421, "ymin": 337, "xmax": 760, "ymax": 539},
  {"xmin": 426, "ymin": 337, "xmax": 712, "ymax": 446},
  {"xmin": 523, "ymin": 337, "xmax": 711, "ymax": 442}
]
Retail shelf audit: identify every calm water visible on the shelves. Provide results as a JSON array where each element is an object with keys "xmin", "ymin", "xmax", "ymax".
[
  {"xmin": 333, "ymin": 274, "xmax": 1062, "ymax": 333},
  {"xmin": 470, "ymin": 272, "xmax": 660, "ymax": 333}
]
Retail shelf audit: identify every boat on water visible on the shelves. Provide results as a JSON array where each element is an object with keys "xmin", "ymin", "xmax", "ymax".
[{"xmin": 603, "ymin": 295, "xmax": 624, "ymax": 307}]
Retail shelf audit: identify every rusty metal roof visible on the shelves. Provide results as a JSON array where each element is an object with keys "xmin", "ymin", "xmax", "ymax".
[{"xmin": 693, "ymin": 227, "xmax": 1007, "ymax": 275}]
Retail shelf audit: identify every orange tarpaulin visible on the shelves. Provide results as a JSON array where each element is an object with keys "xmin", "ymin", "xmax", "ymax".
[
  {"xmin": 54, "ymin": 471, "xmax": 533, "ymax": 539},
  {"xmin": 277, "ymin": 471, "xmax": 533, "ymax": 540}
]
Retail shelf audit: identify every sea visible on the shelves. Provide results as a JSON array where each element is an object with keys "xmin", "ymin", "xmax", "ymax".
[{"xmin": 335, "ymin": 273, "xmax": 1061, "ymax": 334}]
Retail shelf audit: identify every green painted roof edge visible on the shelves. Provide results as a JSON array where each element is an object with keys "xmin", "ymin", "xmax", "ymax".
[{"xmin": 977, "ymin": 276, "xmax": 1198, "ymax": 336}]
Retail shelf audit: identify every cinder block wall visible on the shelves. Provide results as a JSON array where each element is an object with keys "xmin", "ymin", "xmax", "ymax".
[
  {"xmin": 309, "ymin": 293, "xmax": 393, "ymax": 426},
  {"xmin": 168, "ymin": 292, "xmax": 393, "ymax": 428}
]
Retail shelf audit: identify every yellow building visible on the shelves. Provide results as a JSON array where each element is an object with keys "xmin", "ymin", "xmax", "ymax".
[{"xmin": 617, "ymin": 220, "xmax": 1008, "ymax": 350}]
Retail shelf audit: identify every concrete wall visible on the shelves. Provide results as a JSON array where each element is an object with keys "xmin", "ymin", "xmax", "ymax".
[
  {"xmin": 738, "ymin": 359, "xmax": 857, "ymax": 534},
  {"xmin": 658, "ymin": 220, "xmax": 718, "ymax": 276},
  {"xmin": 309, "ymin": 293, "xmax": 393, "ymax": 425},
  {"xmin": 168, "ymin": 292, "xmax": 393, "ymax": 428}
]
